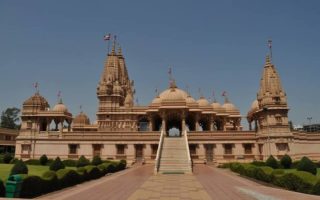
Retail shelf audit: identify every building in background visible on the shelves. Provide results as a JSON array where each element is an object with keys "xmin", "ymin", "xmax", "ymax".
[{"xmin": 0, "ymin": 128, "xmax": 18, "ymax": 154}]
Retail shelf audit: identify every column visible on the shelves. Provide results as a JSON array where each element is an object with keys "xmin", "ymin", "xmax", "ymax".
[
  {"xmin": 210, "ymin": 116, "xmax": 214, "ymax": 131},
  {"xmin": 195, "ymin": 113, "xmax": 200, "ymax": 131},
  {"xmin": 161, "ymin": 112, "xmax": 166, "ymax": 132},
  {"xmin": 148, "ymin": 115, "xmax": 153, "ymax": 131},
  {"xmin": 181, "ymin": 111, "xmax": 186, "ymax": 133}
]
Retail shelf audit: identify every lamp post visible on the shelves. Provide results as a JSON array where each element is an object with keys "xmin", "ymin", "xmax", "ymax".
[{"xmin": 263, "ymin": 106, "xmax": 271, "ymax": 158}]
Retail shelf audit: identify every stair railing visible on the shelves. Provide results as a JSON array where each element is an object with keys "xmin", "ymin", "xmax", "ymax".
[
  {"xmin": 154, "ymin": 128, "xmax": 165, "ymax": 174},
  {"xmin": 184, "ymin": 130, "xmax": 192, "ymax": 172}
]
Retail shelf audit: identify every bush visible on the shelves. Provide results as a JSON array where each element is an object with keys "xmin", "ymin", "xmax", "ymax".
[
  {"xmin": 49, "ymin": 157, "xmax": 65, "ymax": 171},
  {"xmin": 3, "ymin": 153, "xmax": 13, "ymax": 164},
  {"xmin": 97, "ymin": 164, "xmax": 107, "ymax": 175},
  {"xmin": 291, "ymin": 160, "xmax": 300, "ymax": 169},
  {"xmin": 280, "ymin": 155, "xmax": 292, "ymax": 169},
  {"xmin": 77, "ymin": 155, "xmax": 90, "ymax": 168},
  {"xmin": 266, "ymin": 155, "xmax": 279, "ymax": 169},
  {"xmin": 24, "ymin": 159, "xmax": 41, "ymax": 165},
  {"xmin": 251, "ymin": 161, "xmax": 266, "ymax": 167},
  {"xmin": 0, "ymin": 179, "xmax": 5, "ymax": 197},
  {"xmin": 9, "ymin": 158, "xmax": 19, "ymax": 164},
  {"xmin": 297, "ymin": 156, "xmax": 317, "ymax": 175},
  {"xmin": 255, "ymin": 166, "xmax": 273, "ymax": 183},
  {"xmin": 40, "ymin": 155, "xmax": 48, "ymax": 165},
  {"xmin": 276, "ymin": 171, "xmax": 315, "ymax": 194},
  {"xmin": 92, "ymin": 155, "xmax": 102, "ymax": 166},
  {"xmin": 56, "ymin": 169, "xmax": 81, "ymax": 188},
  {"xmin": 20, "ymin": 175, "xmax": 43, "ymax": 198},
  {"xmin": 41, "ymin": 171, "xmax": 59, "ymax": 193},
  {"xmin": 46, "ymin": 159, "xmax": 54, "ymax": 166},
  {"xmin": 10, "ymin": 159, "xmax": 28, "ymax": 175},
  {"xmin": 77, "ymin": 167, "xmax": 89, "ymax": 182},
  {"xmin": 118, "ymin": 159, "xmax": 127, "ymax": 170},
  {"xmin": 312, "ymin": 180, "xmax": 320, "ymax": 195},
  {"xmin": 62, "ymin": 159, "xmax": 77, "ymax": 167},
  {"xmin": 85, "ymin": 165, "xmax": 102, "ymax": 180}
]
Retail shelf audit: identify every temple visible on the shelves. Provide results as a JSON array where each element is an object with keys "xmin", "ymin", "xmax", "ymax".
[{"xmin": 15, "ymin": 41, "xmax": 320, "ymax": 173}]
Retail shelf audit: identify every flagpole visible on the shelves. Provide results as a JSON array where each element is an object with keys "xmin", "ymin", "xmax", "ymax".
[{"xmin": 268, "ymin": 39, "xmax": 272, "ymax": 62}]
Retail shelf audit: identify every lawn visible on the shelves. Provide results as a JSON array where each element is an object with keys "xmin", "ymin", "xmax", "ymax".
[{"xmin": 0, "ymin": 164, "xmax": 75, "ymax": 181}]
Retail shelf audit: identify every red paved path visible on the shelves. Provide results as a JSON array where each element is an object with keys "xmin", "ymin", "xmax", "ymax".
[{"xmin": 38, "ymin": 164, "xmax": 320, "ymax": 200}]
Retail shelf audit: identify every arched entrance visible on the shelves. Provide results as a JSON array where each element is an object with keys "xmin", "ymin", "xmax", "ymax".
[{"xmin": 166, "ymin": 112, "xmax": 182, "ymax": 137}]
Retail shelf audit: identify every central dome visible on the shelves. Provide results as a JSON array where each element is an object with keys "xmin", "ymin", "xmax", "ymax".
[{"xmin": 159, "ymin": 87, "xmax": 188, "ymax": 101}]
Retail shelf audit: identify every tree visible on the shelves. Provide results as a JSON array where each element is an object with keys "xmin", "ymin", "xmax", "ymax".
[
  {"xmin": 0, "ymin": 107, "xmax": 20, "ymax": 129},
  {"xmin": 10, "ymin": 160, "xmax": 28, "ymax": 175},
  {"xmin": 77, "ymin": 155, "xmax": 90, "ymax": 167},
  {"xmin": 280, "ymin": 154, "xmax": 292, "ymax": 169},
  {"xmin": 49, "ymin": 157, "xmax": 65, "ymax": 171},
  {"xmin": 91, "ymin": 155, "xmax": 102, "ymax": 166},
  {"xmin": 297, "ymin": 156, "xmax": 317, "ymax": 175},
  {"xmin": 266, "ymin": 155, "xmax": 279, "ymax": 169},
  {"xmin": 39, "ymin": 154, "xmax": 48, "ymax": 165}
]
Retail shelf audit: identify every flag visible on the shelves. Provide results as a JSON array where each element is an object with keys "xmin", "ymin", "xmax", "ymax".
[
  {"xmin": 222, "ymin": 91, "xmax": 227, "ymax": 97},
  {"xmin": 104, "ymin": 34, "xmax": 111, "ymax": 41},
  {"xmin": 57, "ymin": 90, "xmax": 61, "ymax": 98}
]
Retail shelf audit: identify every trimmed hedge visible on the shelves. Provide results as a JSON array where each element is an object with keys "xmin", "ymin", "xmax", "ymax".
[
  {"xmin": 49, "ymin": 157, "xmax": 65, "ymax": 171},
  {"xmin": 12, "ymin": 160, "xmax": 127, "ymax": 198},
  {"xmin": 40, "ymin": 155, "xmax": 49, "ymax": 166},
  {"xmin": 10, "ymin": 160, "xmax": 28, "ymax": 175},
  {"xmin": 92, "ymin": 156, "xmax": 103, "ymax": 166},
  {"xmin": 266, "ymin": 155, "xmax": 279, "ymax": 169},
  {"xmin": 24, "ymin": 159, "xmax": 41, "ymax": 165},
  {"xmin": 62, "ymin": 159, "xmax": 77, "ymax": 167},
  {"xmin": 77, "ymin": 155, "xmax": 90, "ymax": 167},
  {"xmin": 297, "ymin": 157, "xmax": 317, "ymax": 175},
  {"xmin": 280, "ymin": 155, "xmax": 292, "ymax": 169},
  {"xmin": 227, "ymin": 162, "xmax": 320, "ymax": 195}
]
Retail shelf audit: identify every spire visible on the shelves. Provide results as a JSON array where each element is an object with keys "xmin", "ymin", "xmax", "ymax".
[
  {"xmin": 118, "ymin": 45, "xmax": 122, "ymax": 55},
  {"xmin": 265, "ymin": 55, "xmax": 271, "ymax": 66}
]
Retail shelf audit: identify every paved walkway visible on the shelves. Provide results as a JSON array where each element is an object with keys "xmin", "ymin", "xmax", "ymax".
[{"xmin": 38, "ymin": 164, "xmax": 320, "ymax": 200}]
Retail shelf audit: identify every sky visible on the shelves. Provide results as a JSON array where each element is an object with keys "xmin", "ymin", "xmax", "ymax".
[{"xmin": 0, "ymin": 0, "xmax": 320, "ymax": 128}]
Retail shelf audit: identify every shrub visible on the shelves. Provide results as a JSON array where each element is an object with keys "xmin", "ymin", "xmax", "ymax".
[
  {"xmin": 20, "ymin": 175, "xmax": 43, "ymax": 198},
  {"xmin": 271, "ymin": 169, "xmax": 285, "ymax": 185},
  {"xmin": 46, "ymin": 159, "xmax": 54, "ymax": 166},
  {"xmin": 280, "ymin": 155, "xmax": 292, "ymax": 169},
  {"xmin": 3, "ymin": 153, "xmax": 13, "ymax": 164},
  {"xmin": 276, "ymin": 172, "xmax": 315, "ymax": 194},
  {"xmin": 266, "ymin": 155, "xmax": 279, "ymax": 169},
  {"xmin": 56, "ymin": 169, "xmax": 80, "ymax": 188},
  {"xmin": 291, "ymin": 160, "xmax": 300, "ymax": 169},
  {"xmin": 255, "ymin": 166, "xmax": 273, "ymax": 183},
  {"xmin": 97, "ymin": 164, "xmax": 107, "ymax": 175},
  {"xmin": 9, "ymin": 158, "xmax": 19, "ymax": 164},
  {"xmin": 251, "ymin": 161, "xmax": 266, "ymax": 167},
  {"xmin": 10, "ymin": 159, "xmax": 28, "ymax": 175},
  {"xmin": 312, "ymin": 180, "xmax": 320, "ymax": 195},
  {"xmin": 118, "ymin": 159, "xmax": 127, "ymax": 170},
  {"xmin": 77, "ymin": 167, "xmax": 89, "ymax": 182},
  {"xmin": 49, "ymin": 157, "xmax": 65, "ymax": 171},
  {"xmin": 85, "ymin": 165, "xmax": 102, "ymax": 180},
  {"xmin": 41, "ymin": 171, "xmax": 58, "ymax": 193},
  {"xmin": 62, "ymin": 159, "xmax": 77, "ymax": 167},
  {"xmin": 40, "ymin": 155, "xmax": 48, "ymax": 165},
  {"xmin": 24, "ymin": 159, "xmax": 41, "ymax": 165},
  {"xmin": 297, "ymin": 156, "xmax": 317, "ymax": 175},
  {"xmin": 0, "ymin": 179, "xmax": 5, "ymax": 197},
  {"xmin": 77, "ymin": 155, "xmax": 90, "ymax": 168},
  {"xmin": 243, "ymin": 165, "xmax": 258, "ymax": 178},
  {"xmin": 92, "ymin": 155, "xmax": 103, "ymax": 166}
]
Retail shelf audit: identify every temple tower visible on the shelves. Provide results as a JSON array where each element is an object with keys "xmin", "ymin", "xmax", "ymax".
[{"xmin": 248, "ymin": 56, "xmax": 290, "ymax": 134}]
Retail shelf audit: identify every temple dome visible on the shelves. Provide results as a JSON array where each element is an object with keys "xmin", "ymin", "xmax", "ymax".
[
  {"xmin": 151, "ymin": 95, "xmax": 161, "ymax": 104},
  {"xmin": 211, "ymin": 101, "xmax": 222, "ymax": 110},
  {"xmin": 222, "ymin": 101, "xmax": 239, "ymax": 112},
  {"xmin": 197, "ymin": 97, "xmax": 210, "ymax": 107},
  {"xmin": 73, "ymin": 112, "xmax": 90, "ymax": 126},
  {"xmin": 53, "ymin": 99, "xmax": 68, "ymax": 112},
  {"xmin": 158, "ymin": 86, "xmax": 188, "ymax": 102},
  {"xmin": 23, "ymin": 93, "xmax": 50, "ymax": 109},
  {"xmin": 186, "ymin": 95, "xmax": 196, "ymax": 104}
]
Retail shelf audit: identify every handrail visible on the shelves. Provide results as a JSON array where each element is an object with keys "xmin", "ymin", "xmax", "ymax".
[
  {"xmin": 184, "ymin": 130, "xmax": 192, "ymax": 171},
  {"xmin": 154, "ymin": 128, "xmax": 165, "ymax": 174}
]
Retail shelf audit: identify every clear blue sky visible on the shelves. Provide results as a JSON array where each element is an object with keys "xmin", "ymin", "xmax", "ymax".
[{"xmin": 1, "ymin": 0, "xmax": 320, "ymax": 128}]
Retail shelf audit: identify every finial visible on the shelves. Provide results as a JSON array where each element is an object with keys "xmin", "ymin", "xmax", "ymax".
[
  {"xmin": 33, "ymin": 82, "xmax": 40, "ymax": 94},
  {"xmin": 79, "ymin": 105, "xmax": 83, "ymax": 113},
  {"xmin": 111, "ymin": 35, "xmax": 117, "ymax": 55},
  {"xmin": 118, "ymin": 45, "xmax": 122, "ymax": 55},
  {"xmin": 222, "ymin": 91, "xmax": 229, "ymax": 103},
  {"xmin": 169, "ymin": 79, "xmax": 177, "ymax": 89},
  {"xmin": 198, "ymin": 88, "xmax": 203, "ymax": 98},
  {"xmin": 57, "ymin": 91, "xmax": 62, "ymax": 103},
  {"xmin": 265, "ymin": 55, "xmax": 271, "ymax": 66}
]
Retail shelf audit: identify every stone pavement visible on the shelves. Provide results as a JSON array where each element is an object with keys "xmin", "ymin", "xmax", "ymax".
[{"xmin": 38, "ymin": 164, "xmax": 320, "ymax": 200}]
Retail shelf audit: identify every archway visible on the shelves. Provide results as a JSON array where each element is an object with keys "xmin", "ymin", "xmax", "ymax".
[
  {"xmin": 199, "ymin": 116, "xmax": 210, "ymax": 131},
  {"xmin": 166, "ymin": 112, "xmax": 182, "ymax": 137},
  {"xmin": 186, "ymin": 114, "xmax": 196, "ymax": 131}
]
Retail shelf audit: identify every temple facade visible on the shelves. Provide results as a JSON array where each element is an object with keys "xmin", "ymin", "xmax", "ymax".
[{"xmin": 14, "ymin": 42, "xmax": 320, "ymax": 168}]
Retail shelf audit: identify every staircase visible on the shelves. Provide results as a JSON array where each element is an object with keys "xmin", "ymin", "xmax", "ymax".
[{"xmin": 158, "ymin": 135, "xmax": 192, "ymax": 174}]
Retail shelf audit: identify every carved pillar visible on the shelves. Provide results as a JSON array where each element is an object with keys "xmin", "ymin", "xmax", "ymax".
[
  {"xmin": 249, "ymin": 121, "xmax": 252, "ymax": 131},
  {"xmin": 210, "ymin": 116, "xmax": 214, "ymax": 131},
  {"xmin": 46, "ymin": 118, "xmax": 51, "ymax": 133},
  {"xmin": 181, "ymin": 111, "xmax": 186, "ymax": 133},
  {"xmin": 222, "ymin": 118, "xmax": 227, "ymax": 131},
  {"xmin": 148, "ymin": 115, "xmax": 153, "ymax": 131},
  {"xmin": 195, "ymin": 113, "xmax": 200, "ymax": 131},
  {"xmin": 161, "ymin": 112, "xmax": 166, "ymax": 132}
]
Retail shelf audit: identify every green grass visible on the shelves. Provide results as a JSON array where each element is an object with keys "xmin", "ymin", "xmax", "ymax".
[{"xmin": 0, "ymin": 164, "xmax": 75, "ymax": 181}]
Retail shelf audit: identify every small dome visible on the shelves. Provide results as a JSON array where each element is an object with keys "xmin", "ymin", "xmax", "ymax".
[
  {"xmin": 197, "ymin": 97, "xmax": 210, "ymax": 107},
  {"xmin": 23, "ymin": 93, "xmax": 50, "ymax": 110},
  {"xmin": 73, "ymin": 112, "xmax": 90, "ymax": 126},
  {"xmin": 222, "ymin": 102, "xmax": 239, "ymax": 112},
  {"xmin": 53, "ymin": 99, "xmax": 68, "ymax": 112},
  {"xmin": 211, "ymin": 101, "xmax": 222, "ymax": 110},
  {"xmin": 186, "ymin": 95, "xmax": 196, "ymax": 104},
  {"xmin": 124, "ymin": 93, "xmax": 133, "ymax": 107},
  {"xmin": 250, "ymin": 100, "xmax": 259, "ymax": 112},
  {"xmin": 159, "ymin": 87, "xmax": 188, "ymax": 102},
  {"xmin": 151, "ymin": 95, "xmax": 161, "ymax": 104}
]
